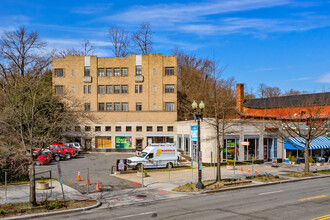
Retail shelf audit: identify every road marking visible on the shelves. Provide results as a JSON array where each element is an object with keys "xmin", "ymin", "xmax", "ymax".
[
  {"xmin": 113, "ymin": 212, "xmax": 157, "ymax": 219},
  {"xmin": 298, "ymin": 195, "xmax": 327, "ymax": 202},
  {"xmin": 258, "ymin": 190, "xmax": 284, "ymax": 195},
  {"xmin": 311, "ymin": 214, "xmax": 330, "ymax": 220}
]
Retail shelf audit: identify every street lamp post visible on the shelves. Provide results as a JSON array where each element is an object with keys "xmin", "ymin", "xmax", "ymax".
[{"xmin": 192, "ymin": 100, "xmax": 205, "ymax": 189}]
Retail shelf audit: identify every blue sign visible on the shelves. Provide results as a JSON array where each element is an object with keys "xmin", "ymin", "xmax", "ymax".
[{"xmin": 191, "ymin": 125, "xmax": 198, "ymax": 141}]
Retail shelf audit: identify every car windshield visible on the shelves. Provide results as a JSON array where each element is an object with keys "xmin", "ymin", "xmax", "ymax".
[{"xmin": 138, "ymin": 152, "xmax": 148, "ymax": 158}]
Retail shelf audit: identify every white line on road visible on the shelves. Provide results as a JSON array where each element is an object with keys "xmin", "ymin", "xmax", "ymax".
[
  {"xmin": 113, "ymin": 211, "xmax": 157, "ymax": 219},
  {"xmin": 259, "ymin": 190, "xmax": 284, "ymax": 195}
]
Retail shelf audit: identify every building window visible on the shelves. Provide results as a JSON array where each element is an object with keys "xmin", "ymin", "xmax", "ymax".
[
  {"xmin": 136, "ymin": 65, "xmax": 142, "ymax": 75},
  {"xmin": 135, "ymin": 85, "xmax": 142, "ymax": 93},
  {"xmin": 85, "ymin": 126, "xmax": 91, "ymax": 131},
  {"xmin": 157, "ymin": 126, "xmax": 163, "ymax": 132},
  {"xmin": 84, "ymin": 103, "xmax": 90, "ymax": 111},
  {"xmin": 167, "ymin": 126, "xmax": 174, "ymax": 132},
  {"xmin": 72, "ymin": 87, "xmax": 75, "ymax": 93},
  {"xmin": 95, "ymin": 126, "xmax": 101, "ymax": 132},
  {"xmin": 122, "ymin": 102, "xmax": 128, "ymax": 111},
  {"xmin": 114, "ymin": 68, "xmax": 120, "ymax": 77},
  {"xmin": 55, "ymin": 85, "xmax": 64, "ymax": 94},
  {"xmin": 72, "ymin": 70, "xmax": 75, "ymax": 76},
  {"xmin": 54, "ymin": 69, "xmax": 63, "ymax": 77},
  {"xmin": 147, "ymin": 126, "xmax": 153, "ymax": 132},
  {"xmin": 84, "ymin": 85, "xmax": 92, "ymax": 94},
  {"xmin": 74, "ymin": 126, "xmax": 81, "ymax": 132},
  {"xmin": 153, "ymin": 86, "xmax": 157, "ymax": 92},
  {"xmin": 116, "ymin": 126, "xmax": 121, "ymax": 132},
  {"xmin": 165, "ymin": 102, "xmax": 175, "ymax": 111},
  {"xmin": 165, "ymin": 84, "xmax": 174, "ymax": 93},
  {"xmin": 106, "ymin": 103, "xmax": 112, "ymax": 111},
  {"xmin": 98, "ymin": 103, "xmax": 105, "ymax": 111},
  {"xmin": 136, "ymin": 126, "xmax": 142, "ymax": 132},
  {"xmin": 106, "ymin": 85, "xmax": 112, "ymax": 94},
  {"xmin": 153, "ymin": 104, "xmax": 157, "ymax": 110},
  {"xmin": 122, "ymin": 68, "xmax": 128, "ymax": 77},
  {"xmin": 84, "ymin": 66, "xmax": 90, "ymax": 76},
  {"xmin": 98, "ymin": 68, "xmax": 104, "ymax": 77},
  {"xmin": 114, "ymin": 102, "xmax": 120, "ymax": 111},
  {"xmin": 84, "ymin": 85, "xmax": 87, "ymax": 94},
  {"xmin": 98, "ymin": 85, "xmax": 105, "ymax": 94},
  {"xmin": 126, "ymin": 126, "xmax": 132, "ymax": 132},
  {"xmin": 88, "ymin": 85, "xmax": 91, "ymax": 94},
  {"xmin": 105, "ymin": 126, "xmax": 111, "ymax": 132},
  {"xmin": 121, "ymin": 85, "xmax": 128, "ymax": 94},
  {"xmin": 165, "ymin": 67, "xmax": 174, "ymax": 76},
  {"xmin": 136, "ymin": 102, "xmax": 142, "ymax": 111},
  {"xmin": 114, "ymin": 85, "xmax": 120, "ymax": 94},
  {"xmin": 106, "ymin": 68, "xmax": 112, "ymax": 76}
]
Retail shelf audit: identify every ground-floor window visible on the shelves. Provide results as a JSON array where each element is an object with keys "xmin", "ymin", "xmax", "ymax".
[
  {"xmin": 95, "ymin": 136, "xmax": 112, "ymax": 148},
  {"xmin": 184, "ymin": 135, "xmax": 190, "ymax": 156},
  {"xmin": 264, "ymin": 138, "xmax": 278, "ymax": 160},
  {"xmin": 223, "ymin": 138, "xmax": 239, "ymax": 161},
  {"xmin": 177, "ymin": 135, "xmax": 182, "ymax": 150},
  {"xmin": 115, "ymin": 136, "xmax": 132, "ymax": 149},
  {"xmin": 147, "ymin": 136, "xmax": 174, "ymax": 144},
  {"xmin": 244, "ymin": 138, "xmax": 259, "ymax": 160}
]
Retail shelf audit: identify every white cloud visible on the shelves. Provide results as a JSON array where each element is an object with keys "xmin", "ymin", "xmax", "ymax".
[
  {"xmin": 71, "ymin": 3, "xmax": 113, "ymax": 15},
  {"xmin": 317, "ymin": 73, "xmax": 330, "ymax": 83}
]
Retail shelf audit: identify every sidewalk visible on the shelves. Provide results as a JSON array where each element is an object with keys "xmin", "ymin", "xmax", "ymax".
[
  {"xmin": 113, "ymin": 163, "xmax": 330, "ymax": 190},
  {"xmin": 0, "ymin": 181, "xmax": 87, "ymax": 204}
]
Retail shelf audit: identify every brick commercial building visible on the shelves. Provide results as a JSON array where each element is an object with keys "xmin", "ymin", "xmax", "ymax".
[{"xmin": 52, "ymin": 53, "xmax": 177, "ymax": 151}]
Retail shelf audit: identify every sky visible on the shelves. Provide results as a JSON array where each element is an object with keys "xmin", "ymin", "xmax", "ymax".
[{"xmin": 1, "ymin": 0, "xmax": 330, "ymax": 95}]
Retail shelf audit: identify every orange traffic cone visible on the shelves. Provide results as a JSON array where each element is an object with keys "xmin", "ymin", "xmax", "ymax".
[
  {"xmin": 255, "ymin": 170, "xmax": 258, "ymax": 174},
  {"xmin": 248, "ymin": 169, "xmax": 251, "ymax": 173},
  {"xmin": 240, "ymin": 167, "xmax": 243, "ymax": 172},
  {"xmin": 96, "ymin": 180, "xmax": 100, "ymax": 191},
  {"xmin": 86, "ymin": 178, "xmax": 91, "ymax": 185},
  {"xmin": 77, "ymin": 170, "xmax": 81, "ymax": 181}
]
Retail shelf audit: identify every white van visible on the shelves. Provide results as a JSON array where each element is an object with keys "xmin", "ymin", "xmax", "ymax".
[{"xmin": 127, "ymin": 143, "xmax": 179, "ymax": 170}]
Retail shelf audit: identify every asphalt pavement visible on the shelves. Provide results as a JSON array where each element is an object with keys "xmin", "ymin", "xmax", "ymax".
[
  {"xmin": 47, "ymin": 177, "xmax": 330, "ymax": 220},
  {"xmin": 35, "ymin": 152, "xmax": 137, "ymax": 193}
]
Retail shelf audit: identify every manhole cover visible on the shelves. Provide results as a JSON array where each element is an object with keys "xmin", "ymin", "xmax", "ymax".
[{"xmin": 136, "ymin": 194, "xmax": 147, "ymax": 198}]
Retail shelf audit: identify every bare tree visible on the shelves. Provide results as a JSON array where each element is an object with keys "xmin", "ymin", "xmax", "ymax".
[
  {"xmin": 258, "ymin": 94, "xmax": 329, "ymax": 172},
  {"xmin": 57, "ymin": 47, "xmax": 83, "ymax": 58},
  {"xmin": 80, "ymin": 39, "xmax": 95, "ymax": 56},
  {"xmin": 108, "ymin": 26, "xmax": 130, "ymax": 57},
  {"xmin": 131, "ymin": 22, "xmax": 153, "ymax": 55},
  {"xmin": 258, "ymin": 83, "xmax": 281, "ymax": 98},
  {"xmin": 0, "ymin": 26, "xmax": 51, "ymax": 80}
]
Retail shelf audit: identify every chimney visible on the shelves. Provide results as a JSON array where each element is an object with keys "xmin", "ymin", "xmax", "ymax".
[{"xmin": 236, "ymin": 83, "xmax": 244, "ymax": 113}]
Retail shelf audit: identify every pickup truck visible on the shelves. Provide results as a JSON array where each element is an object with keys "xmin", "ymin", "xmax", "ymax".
[{"xmin": 50, "ymin": 144, "xmax": 78, "ymax": 159}]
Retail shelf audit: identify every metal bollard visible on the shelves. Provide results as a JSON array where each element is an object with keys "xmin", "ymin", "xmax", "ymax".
[
  {"xmin": 141, "ymin": 165, "xmax": 144, "ymax": 188},
  {"xmin": 5, "ymin": 171, "xmax": 7, "ymax": 203},
  {"xmin": 87, "ymin": 168, "xmax": 89, "ymax": 195}
]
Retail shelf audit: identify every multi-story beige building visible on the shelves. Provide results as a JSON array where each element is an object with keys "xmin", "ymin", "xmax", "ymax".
[{"xmin": 52, "ymin": 53, "xmax": 177, "ymax": 151}]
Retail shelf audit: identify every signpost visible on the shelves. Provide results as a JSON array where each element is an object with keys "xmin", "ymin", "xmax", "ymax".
[
  {"xmin": 57, "ymin": 162, "xmax": 65, "ymax": 202},
  {"xmin": 116, "ymin": 159, "xmax": 128, "ymax": 172}
]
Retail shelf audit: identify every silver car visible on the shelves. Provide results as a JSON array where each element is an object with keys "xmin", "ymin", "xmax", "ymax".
[{"xmin": 65, "ymin": 142, "xmax": 82, "ymax": 153}]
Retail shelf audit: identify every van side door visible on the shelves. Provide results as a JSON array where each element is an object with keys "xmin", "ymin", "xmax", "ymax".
[{"xmin": 144, "ymin": 153, "xmax": 155, "ymax": 168}]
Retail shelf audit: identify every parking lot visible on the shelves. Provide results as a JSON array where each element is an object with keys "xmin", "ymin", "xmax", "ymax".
[{"xmin": 35, "ymin": 152, "xmax": 139, "ymax": 193}]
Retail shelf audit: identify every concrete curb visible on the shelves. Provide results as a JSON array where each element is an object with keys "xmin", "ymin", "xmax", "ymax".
[
  {"xmin": 201, "ymin": 174, "xmax": 330, "ymax": 194},
  {"xmin": 3, "ymin": 200, "xmax": 102, "ymax": 220}
]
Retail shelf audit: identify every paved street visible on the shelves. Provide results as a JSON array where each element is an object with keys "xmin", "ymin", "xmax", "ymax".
[
  {"xmin": 35, "ymin": 152, "xmax": 137, "ymax": 193},
  {"xmin": 47, "ymin": 178, "xmax": 330, "ymax": 220}
]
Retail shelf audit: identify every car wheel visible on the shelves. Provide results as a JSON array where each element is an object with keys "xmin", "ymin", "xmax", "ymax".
[
  {"xmin": 166, "ymin": 162, "xmax": 173, "ymax": 169},
  {"xmin": 36, "ymin": 161, "xmax": 41, "ymax": 166},
  {"xmin": 66, "ymin": 153, "xmax": 71, "ymax": 159},
  {"xmin": 55, "ymin": 155, "xmax": 60, "ymax": 161}
]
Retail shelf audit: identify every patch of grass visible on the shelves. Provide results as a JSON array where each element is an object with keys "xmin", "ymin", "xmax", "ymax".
[
  {"xmin": 173, "ymin": 179, "xmax": 252, "ymax": 192},
  {"xmin": 283, "ymin": 172, "xmax": 318, "ymax": 178},
  {"xmin": 314, "ymin": 170, "xmax": 330, "ymax": 175},
  {"xmin": 0, "ymin": 200, "xmax": 96, "ymax": 218},
  {"xmin": 247, "ymin": 174, "xmax": 287, "ymax": 182}
]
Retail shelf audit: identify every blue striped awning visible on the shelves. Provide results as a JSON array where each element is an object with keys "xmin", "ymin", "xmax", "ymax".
[{"xmin": 285, "ymin": 137, "xmax": 330, "ymax": 150}]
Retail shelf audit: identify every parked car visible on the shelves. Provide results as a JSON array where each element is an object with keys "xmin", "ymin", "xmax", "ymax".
[
  {"xmin": 48, "ymin": 144, "xmax": 78, "ymax": 159},
  {"xmin": 43, "ymin": 149, "xmax": 66, "ymax": 161},
  {"xmin": 34, "ymin": 151, "xmax": 52, "ymax": 166},
  {"xmin": 65, "ymin": 142, "xmax": 82, "ymax": 153}
]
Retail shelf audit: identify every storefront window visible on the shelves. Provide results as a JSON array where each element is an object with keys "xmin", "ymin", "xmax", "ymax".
[
  {"xmin": 115, "ymin": 136, "xmax": 132, "ymax": 149},
  {"xmin": 223, "ymin": 139, "xmax": 239, "ymax": 161},
  {"xmin": 244, "ymin": 138, "xmax": 259, "ymax": 160}
]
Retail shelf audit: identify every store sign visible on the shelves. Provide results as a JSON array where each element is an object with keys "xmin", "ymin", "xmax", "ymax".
[
  {"xmin": 115, "ymin": 136, "xmax": 132, "ymax": 149},
  {"xmin": 241, "ymin": 141, "xmax": 249, "ymax": 146},
  {"xmin": 191, "ymin": 125, "xmax": 198, "ymax": 141},
  {"xmin": 116, "ymin": 159, "xmax": 128, "ymax": 172}
]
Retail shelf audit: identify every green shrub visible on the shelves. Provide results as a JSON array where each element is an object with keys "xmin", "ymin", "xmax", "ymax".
[
  {"xmin": 290, "ymin": 156, "xmax": 296, "ymax": 162},
  {"xmin": 45, "ymin": 199, "xmax": 65, "ymax": 210},
  {"xmin": 0, "ymin": 208, "xmax": 5, "ymax": 215},
  {"xmin": 275, "ymin": 175, "xmax": 279, "ymax": 179},
  {"xmin": 40, "ymin": 176, "xmax": 45, "ymax": 183},
  {"xmin": 288, "ymin": 155, "xmax": 292, "ymax": 162}
]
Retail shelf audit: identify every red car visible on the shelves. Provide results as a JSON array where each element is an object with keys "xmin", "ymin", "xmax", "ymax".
[
  {"xmin": 34, "ymin": 151, "xmax": 52, "ymax": 166},
  {"xmin": 49, "ymin": 144, "xmax": 78, "ymax": 159}
]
